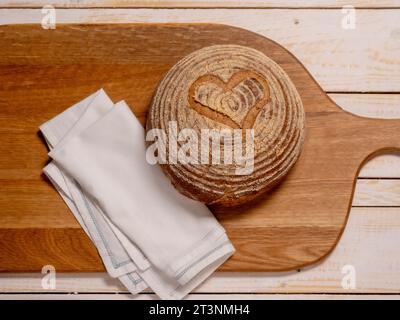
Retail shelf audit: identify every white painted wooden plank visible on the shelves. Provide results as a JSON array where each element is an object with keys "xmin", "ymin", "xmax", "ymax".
[
  {"xmin": 1, "ymin": 1, "xmax": 399, "ymax": 9},
  {"xmin": 353, "ymin": 179, "xmax": 400, "ymax": 206},
  {"xmin": 0, "ymin": 9, "xmax": 399, "ymax": 92},
  {"xmin": 331, "ymin": 94, "xmax": 400, "ymax": 120},
  {"xmin": 1, "ymin": 208, "xmax": 400, "ymax": 293},
  {"xmin": 0, "ymin": 273, "xmax": 127, "ymax": 293},
  {"xmin": 359, "ymin": 154, "xmax": 400, "ymax": 178},
  {"xmin": 0, "ymin": 293, "xmax": 399, "ymax": 300}
]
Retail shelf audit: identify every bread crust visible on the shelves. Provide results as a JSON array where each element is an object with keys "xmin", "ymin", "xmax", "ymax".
[{"xmin": 146, "ymin": 45, "xmax": 305, "ymax": 207}]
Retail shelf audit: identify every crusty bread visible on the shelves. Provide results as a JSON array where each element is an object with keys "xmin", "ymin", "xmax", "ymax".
[{"xmin": 146, "ymin": 45, "xmax": 305, "ymax": 207}]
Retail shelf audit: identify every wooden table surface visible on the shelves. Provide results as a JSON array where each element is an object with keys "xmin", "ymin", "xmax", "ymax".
[{"xmin": 0, "ymin": 0, "xmax": 399, "ymax": 300}]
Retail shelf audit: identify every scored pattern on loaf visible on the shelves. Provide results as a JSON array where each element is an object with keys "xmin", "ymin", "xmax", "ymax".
[
  {"xmin": 188, "ymin": 71, "xmax": 270, "ymax": 129},
  {"xmin": 146, "ymin": 45, "xmax": 306, "ymax": 206}
]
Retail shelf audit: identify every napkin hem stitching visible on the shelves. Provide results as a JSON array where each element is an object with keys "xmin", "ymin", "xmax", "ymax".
[{"xmin": 78, "ymin": 182, "xmax": 135, "ymax": 270}]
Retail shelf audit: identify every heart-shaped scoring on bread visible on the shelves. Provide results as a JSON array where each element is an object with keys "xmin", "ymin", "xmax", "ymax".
[{"xmin": 188, "ymin": 70, "xmax": 270, "ymax": 129}]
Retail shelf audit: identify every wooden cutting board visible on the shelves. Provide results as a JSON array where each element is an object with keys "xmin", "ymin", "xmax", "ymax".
[{"xmin": 0, "ymin": 24, "xmax": 399, "ymax": 273}]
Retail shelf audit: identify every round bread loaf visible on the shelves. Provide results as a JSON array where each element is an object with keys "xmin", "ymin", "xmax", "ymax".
[{"xmin": 146, "ymin": 45, "xmax": 305, "ymax": 206}]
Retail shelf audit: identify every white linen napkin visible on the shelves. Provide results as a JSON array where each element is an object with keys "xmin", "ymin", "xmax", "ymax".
[{"xmin": 40, "ymin": 89, "xmax": 234, "ymax": 299}]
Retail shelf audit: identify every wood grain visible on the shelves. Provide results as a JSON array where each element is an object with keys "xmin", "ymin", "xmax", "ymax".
[
  {"xmin": 1, "ymin": 208, "xmax": 400, "ymax": 293},
  {"xmin": 354, "ymin": 179, "xmax": 400, "ymax": 206},
  {"xmin": 1, "ymin": 1, "xmax": 399, "ymax": 8},
  {"xmin": 2, "ymin": 9, "xmax": 400, "ymax": 92},
  {"xmin": 331, "ymin": 94, "xmax": 400, "ymax": 120},
  {"xmin": 3, "ymin": 8, "xmax": 399, "ymax": 179},
  {"xmin": 0, "ymin": 229, "xmax": 103, "ymax": 272},
  {"xmin": 1, "ymin": 94, "xmax": 399, "ymax": 180},
  {"xmin": 0, "ymin": 23, "xmax": 400, "ymax": 273}
]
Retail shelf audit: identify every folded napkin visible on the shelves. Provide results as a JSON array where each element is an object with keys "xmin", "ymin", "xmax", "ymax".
[{"xmin": 40, "ymin": 89, "xmax": 234, "ymax": 299}]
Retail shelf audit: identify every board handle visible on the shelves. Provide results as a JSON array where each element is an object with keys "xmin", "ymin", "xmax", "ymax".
[{"xmin": 354, "ymin": 116, "xmax": 400, "ymax": 157}]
